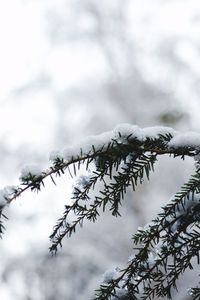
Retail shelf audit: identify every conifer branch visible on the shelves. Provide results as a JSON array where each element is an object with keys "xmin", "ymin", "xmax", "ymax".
[
  {"xmin": 49, "ymin": 153, "xmax": 157, "ymax": 253},
  {"xmin": 94, "ymin": 173, "xmax": 200, "ymax": 299},
  {"xmin": 0, "ymin": 125, "xmax": 200, "ymax": 299},
  {"xmin": 2, "ymin": 130, "xmax": 198, "ymax": 206}
]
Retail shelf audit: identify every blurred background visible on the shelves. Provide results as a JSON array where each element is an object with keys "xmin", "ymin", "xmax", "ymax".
[{"xmin": 0, "ymin": 0, "xmax": 200, "ymax": 299}]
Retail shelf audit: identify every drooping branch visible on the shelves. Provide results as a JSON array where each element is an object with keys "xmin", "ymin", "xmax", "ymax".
[
  {"xmin": 0, "ymin": 124, "xmax": 200, "ymax": 299},
  {"xmin": 2, "ymin": 125, "xmax": 200, "ymax": 206}
]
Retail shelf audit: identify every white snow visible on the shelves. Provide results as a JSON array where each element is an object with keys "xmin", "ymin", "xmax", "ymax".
[
  {"xmin": 47, "ymin": 124, "xmax": 200, "ymax": 209},
  {"xmin": 83, "ymin": 131, "xmax": 114, "ymax": 152},
  {"xmin": 168, "ymin": 132, "xmax": 200, "ymax": 149},
  {"xmin": 74, "ymin": 173, "xmax": 92, "ymax": 190},
  {"xmin": 187, "ymin": 288, "xmax": 194, "ymax": 296},
  {"xmin": 114, "ymin": 287, "xmax": 128, "ymax": 299},
  {"xmin": 113, "ymin": 124, "xmax": 144, "ymax": 141},
  {"xmin": 49, "ymin": 124, "xmax": 178, "ymax": 163},
  {"xmin": 20, "ymin": 165, "xmax": 43, "ymax": 179},
  {"xmin": 103, "ymin": 267, "xmax": 128, "ymax": 300},
  {"xmin": 103, "ymin": 267, "xmax": 120, "ymax": 283},
  {"xmin": 143, "ymin": 126, "xmax": 177, "ymax": 139}
]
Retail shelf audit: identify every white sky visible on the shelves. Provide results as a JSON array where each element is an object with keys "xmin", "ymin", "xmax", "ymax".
[
  {"xmin": 127, "ymin": 0, "xmax": 200, "ymax": 128},
  {"xmin": 0, "ymin": 1, "xmax": 47, "ymax": 97}
]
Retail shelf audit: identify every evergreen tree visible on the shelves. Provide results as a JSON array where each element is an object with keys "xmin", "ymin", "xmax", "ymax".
[{"xmin": 0, "ymin": 124, "xmax": 200, "ymax": 299}]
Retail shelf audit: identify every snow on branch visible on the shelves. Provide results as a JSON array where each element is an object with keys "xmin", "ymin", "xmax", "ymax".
[
  {"xmin": 2, "ymin": 124, "xmax": 200, "ymax": 205},
  {"xmin": 1, "ymin": 124, "xmax": 200, "ymax": 299}
]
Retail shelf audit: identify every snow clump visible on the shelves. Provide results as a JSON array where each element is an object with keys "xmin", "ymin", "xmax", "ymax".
[
  {"xmin": 0, "ymin": 186, "xmax": 17, "ymax": 208},
  {"xmin": 168, "ymin": 132, "xmax": 200, "ymax": 149},
  {"xmin": 20, "ymin": 165, "xmax": 43, "ymax": 179},
  {"xmin": 103, "ymin": 267, "xmax": 120, "ymax": 283},
  {"xmin": 74, "ymin": 173, "xmax": 93, "ymax": 190}
]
